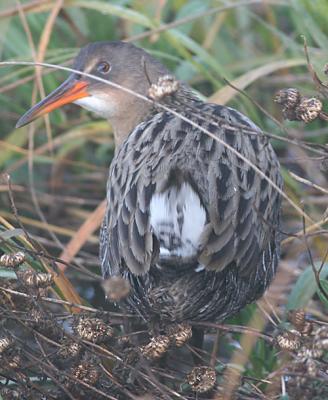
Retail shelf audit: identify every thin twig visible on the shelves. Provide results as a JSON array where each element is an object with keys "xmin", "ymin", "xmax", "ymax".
[
  {"xmin": 282, "ymin": 208, "xmax": 328, "ymax": 246},
  {"xmin": 189, "ymin": 321, "xmax": 274, "ymax": 344},
  {"xmin": 302, "ymin": 209, "xmax": 328, "ymax": 302},
  {"xmin": 0, "ymin": 60, "xmax": 315, "ymax": 224},
  {"xmin": 289, "ymin": 171, "xmax": 328, "ymax": 195},
  {"xmin": 0, "ymin": 286, "xmax": 134, "ymax": 317}
]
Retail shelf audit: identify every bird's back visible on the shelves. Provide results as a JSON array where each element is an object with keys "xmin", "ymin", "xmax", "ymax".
[{"xmin": 100, "ymin": 101, "xmax": 282, "ymax": 322}]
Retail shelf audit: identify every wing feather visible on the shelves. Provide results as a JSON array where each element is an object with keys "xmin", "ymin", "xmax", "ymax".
[{"xmin": 100, "ymin": 105, "xmax": 282, "ymax": 279}]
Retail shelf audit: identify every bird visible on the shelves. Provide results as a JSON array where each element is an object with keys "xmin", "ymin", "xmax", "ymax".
[{"xmin": 16, "ymin": 41, "xmax": 282, "ymax": 326}]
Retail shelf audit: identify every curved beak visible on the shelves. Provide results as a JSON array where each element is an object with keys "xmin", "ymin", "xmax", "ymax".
[{"xmin": 16, "ymin": 76, "xmax": 90, "ymax": 128}]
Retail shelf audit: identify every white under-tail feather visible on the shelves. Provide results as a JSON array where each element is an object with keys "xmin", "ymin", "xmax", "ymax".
[{"xmin": 149, "ymin": 182, "xmax": 206, "ymax": 259}]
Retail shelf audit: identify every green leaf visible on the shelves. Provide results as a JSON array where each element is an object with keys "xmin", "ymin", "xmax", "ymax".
[
  {"xmin": 0, "ymin": 268, "xmax": 17, "ymax": 279},
  {"xmin": 317, "ymin": 280, "xmax": 328, "ymax": 308},
  {"xmin": 0, "ymin": 127, "xmax": 30, "ymax": 167},
  {"xmin": 66, "ymin": 0, "xmax": 154, "ymax": 28},
  {"xmin": 0, "ymin": 228, "xmax": 24, "ymax": 240},
  {"xmin": 209, "ymin": 58, "xmax": 305, "ymax": 105},
  {"xmin": 167, "ymin": 29, "xmax": 227, "ymax": 77},
  {"xmin": 291, "ymin": 0, "xmax": 328, "ymax": 49},
  {"xmin": 287, "ymin": 263, "xmax": 328, "ymax": 310}
]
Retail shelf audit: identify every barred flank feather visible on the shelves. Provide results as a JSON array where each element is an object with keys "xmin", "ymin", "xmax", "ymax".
[{"xmin": 100, "ymin": 85, "xmax": 282, "ymax": 322}]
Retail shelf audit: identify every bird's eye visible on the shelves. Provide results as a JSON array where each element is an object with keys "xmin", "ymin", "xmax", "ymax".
[{"xmin": 97, "ymin": 61, "xmax": 111, "ymax": 74}]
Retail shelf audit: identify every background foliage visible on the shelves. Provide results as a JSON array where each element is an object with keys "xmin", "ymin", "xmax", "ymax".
[{"xmin": 0, "ymin": 0, "xmax": 327, "ymax": 399}]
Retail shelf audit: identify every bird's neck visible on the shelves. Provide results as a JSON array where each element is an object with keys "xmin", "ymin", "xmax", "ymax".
[
  {"xmin": 111, "ymin": 85, "xmax": 200, "ymax": 146},
  {"xmin": 111, "ymin": 101, "xmax": 153, "ymax": 146}
]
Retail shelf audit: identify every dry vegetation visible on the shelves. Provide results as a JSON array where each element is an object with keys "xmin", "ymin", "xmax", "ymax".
[{"xmin": 0, "ymin": 1, "xmax": 327, "ymax": 399}]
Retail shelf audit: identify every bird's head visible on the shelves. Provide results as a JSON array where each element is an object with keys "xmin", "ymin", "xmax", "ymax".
[{"xmin": 16, "ymin": 41, "xmax": 169, "ymax": 144}]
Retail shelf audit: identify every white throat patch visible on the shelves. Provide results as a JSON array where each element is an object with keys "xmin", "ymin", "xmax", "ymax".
[{"xmin": 74, "ymin": 94, "xmax": 117, "ymax": 118}]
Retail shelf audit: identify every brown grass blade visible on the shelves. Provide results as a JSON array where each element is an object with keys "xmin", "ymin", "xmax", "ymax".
[
  {"xmin": 0, "ymin": 210, "xmax": 98, "ymax": 243},
  {"xmin": 57, "ymin": 199, "xmax": 106, "ymax": 272},
  {"xmin": 0, "ymin": 0, "xmax": 50, "ymax": 18}
]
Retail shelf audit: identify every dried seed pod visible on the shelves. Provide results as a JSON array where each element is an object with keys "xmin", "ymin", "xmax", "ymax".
[
  {"xmin": 315, "ymin": 339, "xmax": 328, "ymax": 351},
  {"xmin": 297, "ymin": 346, "xmax": 323, "ymax": 360},
  {"xmin": 306, "ymin": 358, "xmax": 317, "ymax": 377},
  {"xmin": 58, "ymin": 339, "xmax": 82, "ymax": 359},
  {"xmin": 0, "ymin": 339, "xmax": 22, "ymax": 373},
  {"xmin": 28, "ymin": 308, "xmax": 56, "ymax": 327},
  {"xmin": 0, "ymin": 387, "xmax": 21, "ymax": 399},
  {"xmin": 166, "ymin": 323, "xmax": 192, "ymax": 347},
  {"xmin": 324, "ymin": 63, "xmax": 328, "ymax": 75},
  {"xmin": 140, "ymin": 335, "xmax": 170, "ymax": 360},
  {"xmin": 310, "ymin": 348, "xmax": 324, "ymax": 358},
  {"xmin": 0, "ymin": 283, "xmax": 13, "ymax": 307},
  {"xmin": 314, "ymin": 326, "xmax": 328, "ymax": 350},
  {"xmin": 295, "ymin": 97, "xmax": 323, "ymax": 123},
  {"xmin": 73, "ymin": 315, "xmax": 114, "ymax": 343},
  {"xmin": 274, "ymin": 88, "xmax": 301, "ymax": 121},
  {"xmin": 276, "ymin": 330, "xmax": 301, "ymax": 351},
  {"xmin": 300, "ymin": 321, "xmax": 313, "ymax": 336},
  {"xmin": 294, "ymin": 374, "xmax": 307, "ymax": 386},
  {"xmin": 320, "ymin": 158, "xmax": 328, "ymax": 173},
  {"xmin": 282, "ymin": 107, "xmax": 298, "ymax": 121},
  {"xmin": 274, "ymin": 88, "xmax": 301, "ymax": 108},
  {"xmin": 26, "ymin": 308, "xmax": 61, "ymax": 339},
  {"xmin": 71, "ymin": 361, "xmax": 100, "ymax": 385},
  {"xmin": 288, "ymin": 309, "xmax": 305, "ymax": 331},
  {"xmin": 0, "ymin": 337, "xmax": 13, "ymax": 354},
  {"xmin": 27, "ymin": 308, "xmax": 44, "ymax": 325},
  {"xmin": 17, "ymin": 269, "xmax": 54, "ymax": 289},
  {"xmin": 122, "ymin": 347, "xmax": 140, "ymax": 366},
  {"xmin": 102, "ymin": 276, "xmax": 130, "ymax": 301},
  {"xmin": 148, "ymin": 75, "xmax": 179, "ymax": 101},
  {"xmin": 117, "ymin": 334, "xmax": 132, "ymax": 347},
  {"xmin": 7, "ymin": 354, "xmax": 22, "ymax": 370},
  {"xmin": 0, "ymin": 252, "xmax": 25, "ymax": 268},
  {"xmin": 186, "ymin": 366, "xmax": 216, "ymax": 393},
  {"xmin": 288, "ymin": 310, "xmax": 313, "ymax": 335},
  {"xmin": 314, "ymin": 325, "xmax": 328, "ymax": 339}
]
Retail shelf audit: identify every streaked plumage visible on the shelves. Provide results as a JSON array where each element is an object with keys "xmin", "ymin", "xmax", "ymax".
[
  {"xmin": 99, "ymin": 82, "xmax": 282, "ymax": 322},
  {"xmin": 16, "ymin": 41, "xmax": 283, "ymax": 323}
]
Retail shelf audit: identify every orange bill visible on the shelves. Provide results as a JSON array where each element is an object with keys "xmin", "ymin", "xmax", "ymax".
[{"xmin": 16, "ymin": 77, "xmax": 90, "ymax": 128}]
